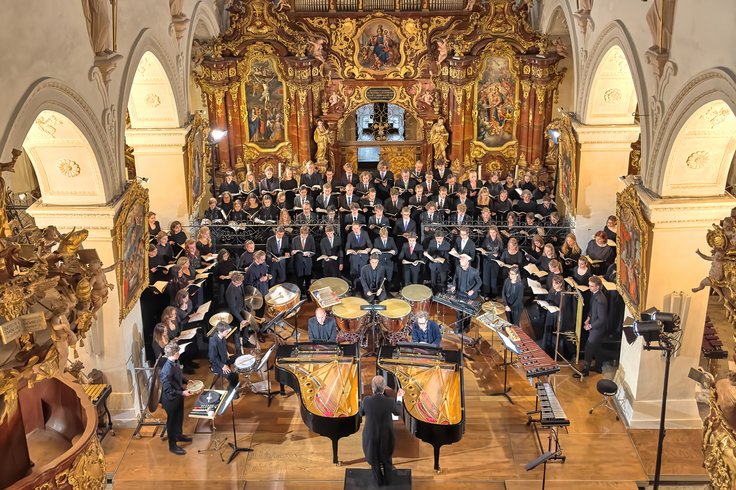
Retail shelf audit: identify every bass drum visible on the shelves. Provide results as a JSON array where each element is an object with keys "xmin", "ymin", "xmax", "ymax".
[
  {"xmin": 332, "ymin": 297, "xmax": 369, "ymax": 333},
  {"xmin": 378, "ymin": 299, "xmax": 412, "ymax": 333},
  {"xmin": 265, "ymin": 283, "xmax": 301, "ymax": 318}
]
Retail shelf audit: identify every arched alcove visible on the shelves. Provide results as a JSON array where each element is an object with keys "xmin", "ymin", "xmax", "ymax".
[
  {"xmin": 584, "ymin": 45, "xmax": 638, "ymax": 125},
  {"xmin": 187, "ymin": 3, "xmax": 220, "ymax": 115},
  {"xmin": 127, "ymin": 51, "xmax": 180, "ymax": 130},
  {"xmin": 544, "ymin": 6, "xmax": 575, "ymax": 113}
]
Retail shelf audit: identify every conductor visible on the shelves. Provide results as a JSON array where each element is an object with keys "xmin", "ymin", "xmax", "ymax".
[
  {"xmin": 307, "ymin": 307, "xmax": 338, "ymax": 342},
  {"xmin": 360, "ymin": 375, "xmax": 405, "ymax": 486}
]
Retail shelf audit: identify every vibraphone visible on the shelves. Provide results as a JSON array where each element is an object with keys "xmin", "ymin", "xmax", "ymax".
[
  {"xmin": 432, "ymin": 293, "xmax": 482, "ymax": 316},
  {"xmin": 508, "ymin": 326, "xmax": 560, "ymax": 378},
  {"xmin": 83, "ymin": 383, "xmax": 113, "ymax": 440},
  {"xmin": 702, "ymin": 316, "xmax": 728, "ymax": 360},
  {"xmin": 526, "ymin": 382, "xmax": 569, "ymax": 463}
]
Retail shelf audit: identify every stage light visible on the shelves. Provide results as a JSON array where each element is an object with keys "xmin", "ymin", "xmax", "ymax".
[
  {"xmin": 622, "ymin": 309, "xmax": 681, "ymax": 345},
  {"xmin": 547, "ymin": 129, "xmax": 561, "ymax": 143},
  {"xmin": 209, "ymin": 128, "xmax": 228, "ymax": 143},
  {"xmin": 18, "ymin": 193, "xmax": 26, "ymax": 200}
]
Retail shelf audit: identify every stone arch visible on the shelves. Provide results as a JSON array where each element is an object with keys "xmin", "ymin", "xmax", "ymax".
[
  {"xmin": 0, "ymin": 78, "xmax": 120, "ymax": 204},
  {"xmin": 185, "ymin": 1, "xmax": 220, "ymax": 114},
  {"xmin": 540, "ymin": 0, "xmax": 580, "ymax": 108},
  {"xmin": 652, "ymin": 69, "xmax": 736, "ymax": 197},
  {"xmin": 119, "ymin": 30, "xmax": 186, "ymax": 131}
]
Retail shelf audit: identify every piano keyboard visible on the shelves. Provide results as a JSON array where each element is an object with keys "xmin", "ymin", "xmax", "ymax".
[
  {"xmin": 536, "ymin": 382, "xmax": 569, "ymax": 427},
  {"xmin": 510, "ymin": 326, "xmax": 560, "ymax": 378}
]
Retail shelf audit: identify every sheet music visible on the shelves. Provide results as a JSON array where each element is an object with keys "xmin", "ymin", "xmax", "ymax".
[
  {"xmin": 178, "ymin": 327, "xmax": 199, "ymax": 340},
  {"xmin": 188, "ymin": 300, "xmax": 212, "ymax": 323}
]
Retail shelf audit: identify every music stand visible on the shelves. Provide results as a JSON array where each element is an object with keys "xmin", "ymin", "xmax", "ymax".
[
  {"xmin": 218, "ymin": 383, "xmax": 253, "ymax": 464},
  {"xmin": 359, "ymin": 303, "xmax": 386, "ymax": 358},
  {"xmin": 489, "ymin": 328, "xmax": 520, "ymax": 403},
  {"xmin": 552, "ymin": 291, "xmax": 583, "ymax": 384},
  {"xmin": 252, "ymin": 344, "xmax": 279, "ymax": 407}
]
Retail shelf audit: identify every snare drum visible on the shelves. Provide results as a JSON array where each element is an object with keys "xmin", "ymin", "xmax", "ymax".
[
  {"xmin": 400, "ymin": 284, "xmax": 433, "ymax": 316},
  {"xmin": 265, "ymin": 283, "xmax": 300, "ymax": 318},
  {"xmin": 332, "ymin": 297, "xmax": 369, "ymax": 333},
  {"xmin": 378, "ymin": 299, "xmax": 412, "ymax": 333},
  {"xmin": 234, "ymin": 354, "xmax": 256, "ymax": 372}
]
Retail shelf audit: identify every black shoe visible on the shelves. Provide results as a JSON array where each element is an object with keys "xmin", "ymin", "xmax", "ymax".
[
  {"xmin": 591, "ymin": 366, "xmax": 603, "ymax": 374},
  {"xmin": 183, "ymin": 366, "xmax": 195, "ymax": 375},
  {"xmin": 573, "ymin": 369, "xmax": 589, "ymax": 379},
  {"xmin": 178, "ymin": 435, "xmax": 193, "ymax": 443},
  {"xmin": 169, "ymin": 446, "xmax": 186, "ymax": 455}
]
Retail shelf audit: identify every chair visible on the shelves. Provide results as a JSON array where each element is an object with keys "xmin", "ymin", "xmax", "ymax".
[{"xmin": 589, "ymin": 378, "xmax": 619, "ymax": 420}]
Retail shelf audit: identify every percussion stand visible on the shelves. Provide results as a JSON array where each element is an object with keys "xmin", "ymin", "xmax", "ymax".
[
  {"xmin": 360, "ymin": 297, "xmax": 381, "ymax": 358},
  {"xmin": 552, "ymin": 291, "xmax": 583, "ymax": 389}
]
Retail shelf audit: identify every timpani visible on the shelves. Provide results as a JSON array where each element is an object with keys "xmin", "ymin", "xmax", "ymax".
[
  {"xmin": 309, "ymin": 277, "xmax": 350, "ymax": 309},
  {"xmin": 265, "ymin": 283, "xmax": 301, "ymax": 318},
  {"xmin": 400, "ymin": 284, "xmax": 433, "ymax": 316},
  {"xmin": 332, "ymin": 297, "xmax": 369, "ymax": 333},
  {"xmin": 378, "ymin": 299, "xmax": 412, "ymax": 334}
]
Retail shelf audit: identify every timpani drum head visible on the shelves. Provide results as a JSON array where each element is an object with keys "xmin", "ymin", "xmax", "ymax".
[
  {"xmin": 234, "ymin": 354, "xmax": 256, "ymax": 371},
  {"xmin": 332, "ymin": 297, "xmax": 369, "ymax": 320},
  {"xmin": 378, "ymin": 299, "xmax": 412, "ymax": 319},
  {"xmin": 401, "ymin": 284, "xmax": 432, "ymax": 302},
  {"xmin": 309, "ymin": 277, "xmax": 350, "ymax": 298}
]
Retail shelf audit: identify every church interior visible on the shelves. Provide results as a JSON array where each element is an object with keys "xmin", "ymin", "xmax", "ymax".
[{"xmin": 1, "ymin": 0, "xmax": 736, "ymax": 488}]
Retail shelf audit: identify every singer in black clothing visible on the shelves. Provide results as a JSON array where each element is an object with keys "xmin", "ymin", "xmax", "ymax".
[
  {"xmin": 451, "ymin": 254, "xmax": 483, "ymax": 332},
  {"xmin": 501, "ymin": 265, "xmax": 525, "ymax": 325},
  {"xmin": 159, "ymin": 340, "xmax": 194, "ymax": 455},
  {"xmin": 360, "ymin": 375, "xmax": 405, "ymax": 487},
  {"xmin": 319, "ymin": 225, "xmax": 343, "ymax": 277},
  {"xmin": 225, "ymin": 272, "xmax": 253, "ymax": 353},
  {"xmin": 360, "ymin": 254, "xmax": 387, "ymax": 301},
  {"xmin": 208, "ymin": 322, "xmax": 239, "ymax": 389},
  {"xmin": 576, "ymin": 276, "xmax": 609, "ymax": 377}
]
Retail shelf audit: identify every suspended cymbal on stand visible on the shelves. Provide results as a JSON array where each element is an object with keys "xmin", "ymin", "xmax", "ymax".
[
  {"xmin": 243, "ymin": 286, "xmax": 264, "ymax": 311},
  {"xmin": 209, "ymin": 312, "xmax": 234, "ymax": 328},
  {"xmin": 239, "ymin": 310, "xmax": 257, "ymax": 330}
]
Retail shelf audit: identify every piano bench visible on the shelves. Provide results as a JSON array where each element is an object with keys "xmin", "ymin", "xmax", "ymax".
[{"xmin": 588, "ymin": 379, "xmax": 619, "ymax": 421}]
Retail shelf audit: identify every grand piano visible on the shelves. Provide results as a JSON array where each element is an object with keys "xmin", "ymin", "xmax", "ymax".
[
  {"xmin": 377, "ymin": 343, "xmax": 465, "ymax": 472},
  {"xmin": 275, "ymin": 342, "xmax": 361, "ymax": 464}
]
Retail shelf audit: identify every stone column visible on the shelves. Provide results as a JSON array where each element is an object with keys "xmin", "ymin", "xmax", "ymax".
[
  {"xmin": 572, "ymin": 122, "xmax": 640, "ymax": 237},
  {"xmin": 615, "ymin": 186, "xmax": 736, "ymax": 428},
  {"xmin": 27, "ymin": 198, "xmax": 144, "ymax": 423},
  {"xmin": 125, "ymin": 126, "xmax": 191, "ymax": 228}
]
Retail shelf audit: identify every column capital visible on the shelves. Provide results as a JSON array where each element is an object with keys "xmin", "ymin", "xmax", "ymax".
[
  {"xmin": 635, "ymin": 183, "xmax": 736, "ymax": 229},
  {"xmin": 27, "ymin": 198, "xmax": 124, "ymax": 240},
  {"xmin": 124, "ymin": 126, "xmax": 189, "ymax": 154},
  {"xmin": 572, "ymin": 121, "xmax": 640, "ymax": 147}
]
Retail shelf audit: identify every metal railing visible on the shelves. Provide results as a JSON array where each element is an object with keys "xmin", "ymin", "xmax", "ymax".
[{"xmin": 293, "ymin": 0, "xmax": 466, "ymax": 12}]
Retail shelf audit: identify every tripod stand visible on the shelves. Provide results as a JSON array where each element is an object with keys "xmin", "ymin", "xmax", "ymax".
[{"xmin": 220, "ymin": 384, "xmax": 253, "ymax": 464}]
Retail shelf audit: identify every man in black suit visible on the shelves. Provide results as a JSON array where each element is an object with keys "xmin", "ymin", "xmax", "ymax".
[
  {"xmin": 300, "ymin": 161, "xmax": 322, "ymax": 199},
  {"xmin": 319, "ymin": 225, "xmax": 343, "ymax": 277},
  {"xmin": 576, "ymin": 276, "xmax": 609, "ymax": 378},
  {"xmin": 308, "ymin": 307, "xmax": 337, "ymax": 342},
  {"xmin": 159, "ymin": 340, "xmax": 194, "ymax": 455},
  {"xmin": 346, "ymin": 222, "xmax": 371, "ymax": 288},
  {"xmin": 398, "ymin": 232, "xmax": 423, "ymax": 287},
  {"xmin": 392, "ymin": 207, "xmax": 417, "ymax": 247},
  {"xmin": 451, "ymin": 254, "xmax": 483, "ymax": 332},
  {"xmin": 266, "ymin": 226, "xmax": 290, "ymax": 286},
  {"xmin": 360, "ymin": 375, "xmax": 404, "ymax": 486},
  {"xmin": 426, "ymin": 233, "xmax": 451, "ymax": 294},
  {"xmin": 373, "ymin": 161, "xmax": 394, "ymax": 201},
  {"xmin": 338, "ymin": 163, "xmax": 359, "ymax": 189},
  {"xmin": 226, "ymin": 272, "xmax": 254, "ymax": 353},
  {"xmin": 209, "ymin": 322, "xmax": 239, "ymax": 389},
  {"xmin": 373, "ymin": 226, "xmax": 397, "ymax": 288},
  {"xmin": 360, "ymin": 254, "xmax": 387, "ymax": 301}
]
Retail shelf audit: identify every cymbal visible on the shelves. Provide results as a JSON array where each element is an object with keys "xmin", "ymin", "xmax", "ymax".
[
  {"xmin": 209, "ymin": 311, "xmax": 233, "ymax": 327},
  {"xmin": 239, "ymin": 310, "xmax": 257, "ymax": 330},
  {"xmin": 243, "ymin": 286, "xmax": 264, "ymax": 310},
  {"xmin": 482, "ymin": 301, "xmax": 505, "ymax": 315}
]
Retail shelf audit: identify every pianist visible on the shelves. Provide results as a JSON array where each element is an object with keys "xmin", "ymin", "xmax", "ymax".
[
  {"xmin": 410, "ymin": 311, "xmax": 441, "ymax": 347},
  {"xmin": 307, "ymin": 308, "xmax": 337, "ymax": 343}
]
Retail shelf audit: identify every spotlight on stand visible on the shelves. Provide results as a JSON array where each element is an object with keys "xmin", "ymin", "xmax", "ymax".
[{"xmin": 622, "ymin": 307, "xmax": 681, "ymax": 490}]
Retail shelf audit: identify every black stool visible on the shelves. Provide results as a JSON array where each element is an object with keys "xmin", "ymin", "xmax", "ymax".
[{"xmin": 589, "ymin": 379, "xmax": 619, "ymax": 420}]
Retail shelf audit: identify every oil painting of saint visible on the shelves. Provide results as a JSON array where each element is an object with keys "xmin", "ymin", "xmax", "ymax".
[
  {"xmin": 476, "ymin": 56, "xmax": 517, "ymax": 148},
  {"xmin": 244, "ymin": 58, "xmax": 286, "ymax": 148},
  {"xmin": 356, "ymin": 20, "xmax": 402, "ymax": 72}
]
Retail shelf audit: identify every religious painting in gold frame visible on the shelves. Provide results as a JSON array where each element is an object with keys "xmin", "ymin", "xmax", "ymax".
[
  {"xmin": 240, "ymin": 54, "xmax": 287, "ymax": 151},
  {"xmin": 115, "ymin": 181, "xmax": 149, "ymax": 320},
  {"xmin": 353, "ymin": 18, "xmax": 405, "ymax": 76},
  {"xmin": 616, "ymin": 184, "xmax": 650, "ymax": 319},
  {"xmin": 555, "ymin": 115, "xmax": 577, "ymax": 217},
  {"xmin": 473, "ymin": 42, "xmax": 520, "ymax": 152},
  {"xmin": 186, "ymin": 112, "xmax": 209, "ymax": 215}
]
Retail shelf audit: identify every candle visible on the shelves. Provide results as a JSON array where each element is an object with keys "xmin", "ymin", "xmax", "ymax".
[
  {"xmin": 278, "ymin": 161, "xmax": 282, "ymax": 179},
  {"xmin": 477, "ymin": 163, "xmax": 482, "ymax": 179}
]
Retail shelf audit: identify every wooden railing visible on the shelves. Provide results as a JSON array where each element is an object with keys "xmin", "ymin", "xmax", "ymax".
[{"xmin": 293, "ymin": 0, "xmax": 465, "ymax": 12}]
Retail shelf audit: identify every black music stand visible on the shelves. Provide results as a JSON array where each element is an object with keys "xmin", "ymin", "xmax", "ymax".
[
  {"xmin": 252, "ymin": 344, "xmax": 279, "ymax": 407},
  {"xmin": 218, "ymin": 383, "xmax": 253, "ymax": 464},
  {"xmin": 359, "ymin": 303, "xmax": 386, "ymax": 358},
  {"xmin": 489, "ymin": 329, "xmax": 521, "ymax": 404}
]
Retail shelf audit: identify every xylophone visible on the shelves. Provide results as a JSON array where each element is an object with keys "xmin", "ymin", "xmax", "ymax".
[
  {"xmin": 534, "ymin": 382, "xmax": 569, "ymax": 427},
  {"xmin": 508, "ymin": 326, "xmax": 560, "ymax": 378},
  {"xmin": 432, "ymin": 293, "xmax": 482, "ymax": 316},
  {"xmin": 702, "ymin": 316, "xmax": 728, "ymax": 360},
  {"xmin": 83, "ymin": 383, "xmax": 113, "ymax": 440}
]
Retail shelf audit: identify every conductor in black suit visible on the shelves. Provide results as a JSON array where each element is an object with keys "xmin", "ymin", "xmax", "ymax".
[
  {"xmin": 159, "ymin": 340, "xmax": 194, "ymax": 455},
  {"xmin": 209, "ymin": 322, "xmax": 239, "ymax": 389},
  {"xmin": 307, "ymin": 307, "xmax": 337, "ymax": 342},
  {"xmin": 576, "ymin": 275, "xmax": 609, "ymax": 378},
  {"xmin": 360, "ymin": 375, "xmax": 405, "ymax": 486}
]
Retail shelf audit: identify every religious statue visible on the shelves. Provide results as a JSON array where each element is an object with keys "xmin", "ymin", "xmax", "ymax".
[
  {"xmin": 428, "ymin": 118, "xmax": 449, "ymax": 162},
  {"xmin": 313, "ymin": 120, "xmax": 332, "ymax": 165},
  {"xmin": 552, "ymin": 38, "xmax": 569, "ymax": 58},
  {"xmin": 169, "ymin": 0, "xmax": 185, "ymax": 19},
  {"xmin": 309, "ymin": 38, "xmax": 327, "ymax": 63},
  {"xmin": 436, "ymin": 39, "xmax": 449, "ymax": 66},
  {"xmin": 81, "ymin": 0, "xmax": 113, "ymax": 55},
  {"xmin": 464, "ymin": 0, "xmax": 476, "ymax": 11},
  {"xmin": 574, "ymin": 0, "xmax": 594, "ymax": 34},
  {"xmin": 48, "ymin": 297, "xmax": 78, "ymax": 375},
  {"xmin": 87, "ymin": 259, "xmax": 117, "ymax": 317},
  {"xmin": 646, "ymin": 0, "xmax": 675, "ymax": 53},
  {"xmin": 0, "ymin": 149, "xmax": 22, "ymax": 239},
  {"xmin": 514, "ymin": 0, "xmax": 540, "ymax": 31},
  {"xmin": 329, "ymin": 91, "xmax": 341, "ymax": 107}
]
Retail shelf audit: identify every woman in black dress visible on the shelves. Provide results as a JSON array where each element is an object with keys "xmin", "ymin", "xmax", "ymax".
[
  {"xmin": 165, "ymin": 266, "xmax": 187, "ymax": 306},
  {"xmin": 147, "ymin": 212, "xmax": 161, "ymax": 238},
  {"xmin": 279, "ymin": 167, "xmax": 299, "ymax": 207},
  {"xmin": 156, "ymin": 231, "xmax": 174, "ymax": 263},
  {"xmin": 214, "ymin": 248, "xmax": 237, "ymax": 304},
  {"xmin": 168, "ymin": 221, "xmax": 188, "ymax": 247},
  {"xmin": 481, "ymin": 226, "xmax": 505, "ymax": 298},
  {"xmin": 220, "ymin": 191, "xmax": 234, "ymax": 216},
  {"xmin": 195, "ymin": 226, "xmax": 213, "ymax": 256},
  {"xmin": 228, "ymin": 200, "xmax": 247, "ymax": 222},
  {"xmin": 151, "ymin": 323, "xmax": 169, "ymax": 364},
  {"xmin": 585, "ymin": 230, "xmax": 615, "ymax": 275},
  {"xmin": 559, "ymin": 232, "xmax": 582, "ymax": 275},
  {"xmin": 502, "ymin": 265, "xmax": 525, "ymax": 325},
  {"xmin": 499, "ymin": 237, "xmax": 526, "ymax": 281},
  {"xmin": 243, "ymin": 193, "xmax": 261, "ymax": 220}
]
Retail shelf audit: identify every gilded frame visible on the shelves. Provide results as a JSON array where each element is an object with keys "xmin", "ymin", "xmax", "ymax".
[
  {"xmin": 550, "ymin": 114, "xmax": 577, "ymax": 217},
  {"xmin": 115, "ymin": 181, "xmax": 149, "ymax": 320},
  {"xmin": 616, "ymin": 184, "xmax": 650, "ymax": 319},
  {"xmin": 352, "ymin": 18, "xmax": 407, "ymax": 77},
  {"xmin": 186, "ymin": 111, "xmax": 209, "ymax": 215},
  {"xmin": 237, "ymin": 45, "xmax": 290, "ymax": 154},
  {"xmin": 472, "ymin": 40, "xmax": 521, "ymax": 155}
]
